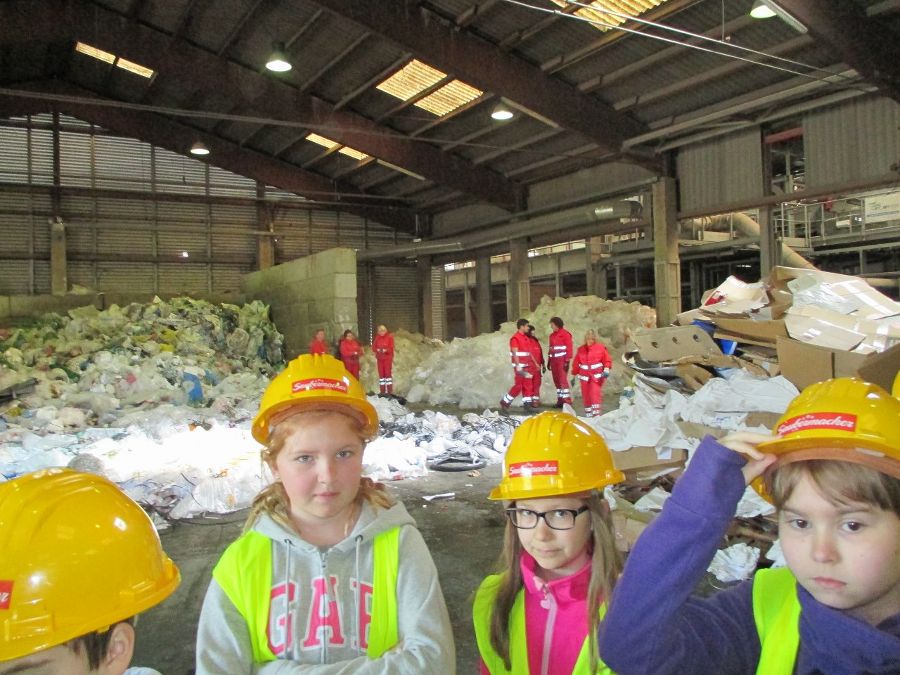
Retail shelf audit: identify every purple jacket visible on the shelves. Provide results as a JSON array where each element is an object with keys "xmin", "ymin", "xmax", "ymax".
[{"xmin": 598, "ymin": 437, "xmax": 900, "ymax": 674}]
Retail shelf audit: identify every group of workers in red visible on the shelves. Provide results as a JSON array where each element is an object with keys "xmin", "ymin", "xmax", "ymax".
[
  {"xmin": 500, "ymin": 316, "xmax": 611, "ymax": 417},
  {"xmin": 308, "ymin": 325, "xmax": 395, "ymax": 394},
  {"xmin": 310, "ymin": 317, "xmax": 609, "ymax": 416}
]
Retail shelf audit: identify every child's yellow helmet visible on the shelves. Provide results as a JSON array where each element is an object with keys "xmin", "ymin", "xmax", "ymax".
[
  {"xmin": 490, "ymin": 411, "xmax": 624, "ymax": 500},
  {"xmin": 755, "ymin": 378, "xmax": 900, "ymax": 494},
  {"xmin": 252, "ymin": 354, "xmax": 378, "ymax": 444},
  {"xmin": 0, "ymin": 469, "xmax": 180, "ymax": 661}
]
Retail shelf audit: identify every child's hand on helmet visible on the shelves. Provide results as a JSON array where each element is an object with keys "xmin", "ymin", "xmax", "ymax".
[{"xmin": 718, "ymin": 431, "xmax": 778, "ymax": 485}]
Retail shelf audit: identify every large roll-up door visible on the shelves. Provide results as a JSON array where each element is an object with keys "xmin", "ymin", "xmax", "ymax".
[{"xmin": 357, "ymin": 263, "xmax": 419, "ymax": 342}]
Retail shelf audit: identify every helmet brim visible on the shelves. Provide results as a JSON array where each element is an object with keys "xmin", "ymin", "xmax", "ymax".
[{"xmin": 253, "ymin": 398, "xmax": 378, "ymax": 444}]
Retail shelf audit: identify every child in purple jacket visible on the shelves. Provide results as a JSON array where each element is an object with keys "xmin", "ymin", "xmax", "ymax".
[{"xmin": 599, "ymin": 377, "xmax": 900, "ymax": 674}]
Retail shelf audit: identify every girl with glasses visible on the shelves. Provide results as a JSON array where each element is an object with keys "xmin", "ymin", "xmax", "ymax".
[{"xmin": 473, "ymin": 411, "xmax": 624, "ymax": 674}]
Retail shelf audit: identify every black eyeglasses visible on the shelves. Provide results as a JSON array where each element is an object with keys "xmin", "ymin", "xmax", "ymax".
[{"xmin": 505, "ymin": 506, "xmax": 589, "ymax": 530}]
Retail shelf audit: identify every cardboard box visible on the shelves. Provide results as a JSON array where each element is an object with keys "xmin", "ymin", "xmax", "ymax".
[
  {"xmin": 611, "ymin": 510, "xmax": 653, "ymax": 552},
  {"xmin": 612, "ymin": 445, "xmax": 687, "ymax": 473},
  {"xmin": 711, "ymin": 317, "xmax": 787, "ymax": 344},
  {"xmin": 776, "ymin": 337, "xmax": 900, "ymax": 391}
]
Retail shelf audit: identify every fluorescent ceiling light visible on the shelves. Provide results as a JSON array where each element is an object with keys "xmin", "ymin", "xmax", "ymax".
[{"xmin": 266, "ymin": 42, "xmax": 292, "ymax": 72}]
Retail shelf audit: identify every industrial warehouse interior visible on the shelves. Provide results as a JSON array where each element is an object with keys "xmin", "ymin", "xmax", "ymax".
[{"xmin": 1, "ymin": 1, "xmax": 899, "ymax": 673}]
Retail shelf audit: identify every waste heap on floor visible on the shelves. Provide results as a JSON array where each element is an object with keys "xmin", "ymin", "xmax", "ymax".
[{"xmin": 383, "ymin": 294, "xmax": 656, "ymax": 409}]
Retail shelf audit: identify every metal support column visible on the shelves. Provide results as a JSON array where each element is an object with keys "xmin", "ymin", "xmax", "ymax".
[
  {"xmin": 758, "ymin": 207, "xmax": 780, "ymax": 276},
  {"xmin": 417, "ymin": 255, "xmax": 434, "ymax": 338},
  {"xmin": 507, "ymin": 238, "xmax": 530, "ymax": 320},
  {"xmin": 652, "ymin": 177, "xmax": 680, "ymax": 326},
  {"xmin": 475, "ymin": 254, "xmax": 492, "ymax": 334},
  {"xmin": 256, "ymin": 181, "xmax": 274, "ymax": 270},
  {"xmin": 50, "ymin": 111, "xmax": 67, "ymax": 296}
]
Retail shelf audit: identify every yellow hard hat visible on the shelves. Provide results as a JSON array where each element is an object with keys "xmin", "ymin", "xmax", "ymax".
[
  {"xmin": 0, "ymin": 469, "xmax": 180, "ymax": 661},
  {"xmin": 252, "ymin": 353, "xmax": 378, "ymax": 444},
  {"xmin": 490, "ymin": 411, "xmax": 624, "ymax": 500},
  {"xmin": 754, "ymin": 378, "xmax": 900, "ymax": 498}
]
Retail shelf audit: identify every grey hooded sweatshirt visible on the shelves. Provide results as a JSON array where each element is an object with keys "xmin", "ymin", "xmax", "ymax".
[{"xmin": 196, "ymin": 500, "xmax": 455, "ymax": 674}]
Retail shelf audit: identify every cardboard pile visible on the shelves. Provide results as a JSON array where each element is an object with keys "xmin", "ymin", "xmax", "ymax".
[{"xmin": 637, "ymin": 266, "xmax": 900, "ymax": 394}]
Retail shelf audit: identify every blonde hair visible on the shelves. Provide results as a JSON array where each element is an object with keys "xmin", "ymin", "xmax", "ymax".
[
  {"xmin": 243, "ymin": 409, "xmax": 393, "ymax": 534},
  {"xmin": 767, "ymin": 460, "xmax": 900, "ymax": 516},
  {"xmin": 488, "ymin": 491, "xmax": 620, "ymax": 671},
  {"xmin": 583, "ymin": 329, "xmax": 597, "ymax": 345}
]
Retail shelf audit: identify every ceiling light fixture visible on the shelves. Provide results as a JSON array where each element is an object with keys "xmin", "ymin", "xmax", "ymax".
[
  {"xmin": 265, "ymin": 42, "xmax": 292, "ymax": 72},
  {"xmin": 749, "ymin": 0, "xmax": 807, "ymax": 32},
  {"xmin": 189, "ymin": 141, "xmax": 210, "ymax": 156},
  {"xmin": 749, "ymin": 0, "xmax": 777, "ymax": 19},
  {"xmin": 491, "ymin": 104, "xmax": 514, "ymax": 121}
]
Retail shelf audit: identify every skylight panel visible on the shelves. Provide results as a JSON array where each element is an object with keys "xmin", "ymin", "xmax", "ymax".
[
  {"xmin": 377, "ymin": 59, "xmax": 484, "ymax": 117},
  {"xmin": 74, "ymin": 42, "xmax": 155, "ymax": 78},
  {"xmin": 305, "ymin": 133, "xmax": 369, "ymax": 161},
  {"xmin": 550, "ymin": 0, "xmax": 667, "ymax": 31},
  {"xmin": 75, "ymin": 42, "xmax": 115, "ymax": 64}
]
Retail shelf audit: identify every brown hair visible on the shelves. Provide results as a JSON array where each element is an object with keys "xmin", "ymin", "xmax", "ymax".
[
  {"xmin": 65, "ymin": 618, "xmax": 134, "ymax": 670},
  {"xmin": 243, "ymin": 409, "xmax": 393, "ymax": 534},
  {"xmin": 767, "ymin": 459, "xmax": 900, "ymax": 516},
  {"xmin": 488, "ymin": 491, "xmax": 621, "ymax": 671}
]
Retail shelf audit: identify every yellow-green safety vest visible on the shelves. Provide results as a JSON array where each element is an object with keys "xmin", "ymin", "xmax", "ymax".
[
  {"xmin": 213, "ymin": 527, "xmax": 400, "ymax": 663},
  {"xmin": 752, "ymin": 567, "xmax": 801, "ymax": 675},
  {"xmin": 472, "ymin": 573, "xmax": 614, "ymax": 674}
]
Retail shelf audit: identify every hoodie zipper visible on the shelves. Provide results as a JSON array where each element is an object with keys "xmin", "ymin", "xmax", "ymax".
[{"xmin": 539, "ymin": 582, "xmax": 557, "ymax": 675}]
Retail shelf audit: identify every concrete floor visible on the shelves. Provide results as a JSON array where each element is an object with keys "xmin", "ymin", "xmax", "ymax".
[{"xmin": 131, "ymin": 462, "xmax": 506, "ymax": 674}]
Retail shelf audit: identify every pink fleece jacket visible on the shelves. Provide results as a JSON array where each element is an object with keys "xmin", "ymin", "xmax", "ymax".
[{"xmin": 480, "ymin": 551, "xmax": 592, "ymax": 675}]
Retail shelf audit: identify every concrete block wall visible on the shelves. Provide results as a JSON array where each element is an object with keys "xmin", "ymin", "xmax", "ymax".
[{"xmin": 242, "ymin": 248, "xmax": 358, "ymax": 358}]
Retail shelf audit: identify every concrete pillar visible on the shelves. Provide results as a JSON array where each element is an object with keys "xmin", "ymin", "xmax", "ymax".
[
  {"xmin": 507, "ymin": 238, "xmax": 530, "ymax": 320},
  {"xmin": 585, "ymin": 237, "xmax": 608, "ymax": 297},
  {"xmin": 475, "ymin": 254, "xmax": 492, "ymax": 334},
  {"xmin": 462, "ymin": 270, "xmax": 472, "ymax": 337},
  {"xmin": 418, "ymin": 255, "xmax": 433, "ymax": 338},
  {"xmin": 757, "ymin": 207, "xmax": 780, "ymax": 276},
  {"xmin": 256, "ymin": 182, "xmax": 274, "ymax": 270},
  {"xmin": 50, "ymin": 112, "xmax": 66, "ymax": 296},
  {"xmin": 652, "ymin": 177, "xmax": 681, "ymax": 327}
]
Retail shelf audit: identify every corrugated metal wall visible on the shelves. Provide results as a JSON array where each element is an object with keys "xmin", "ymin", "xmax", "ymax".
[
  {"xmin": 804, "ymin": 96, "xmax": 900, "ymax": 189},
  {"xmin": 430, "ymin": 265, "xmax": 445, "ymax": 341},
  {"xmin": 677, "ymin": 128, "xmax": 764, "ymax": 213},
  {"xmin": 0, "ymin": 114, "xmax": 413, "ymax": 296},
  {"xmin": 357, "ymin": 263, "xmax": 420, "ymax": 343}
]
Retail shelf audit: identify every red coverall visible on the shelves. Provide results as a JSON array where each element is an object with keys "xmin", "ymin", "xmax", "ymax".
[
  {"xmin": 372, "ymin": 331, "xmax": 395, "ymax": 394},
  {"xmin": 501, "ymin": 332, "xmax": 534, "ymax": 408},
  {"xmin": 525, "ymin": 334, "xmax": 544, "ymax": 407},
  {"xmin": 571, "ymin": 341, "xmax": 611, "ymax": 417},
  {"xmin": 339, "ymin": 337, "xmax": 362, "ymax": 380},
  {"xmin": 309, "ymin": 337, "xmax": 328, "ymax": 355},
  {"xmin": 548, "ymin": 327, "xmax": 574, "ymax": 405}
]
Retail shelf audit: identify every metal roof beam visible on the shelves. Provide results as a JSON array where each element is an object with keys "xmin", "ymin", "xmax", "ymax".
[
  {"xmin": 306, "ymin": 0, "xmax": 650, "ymax": 158},
  {"xmin": 0, "ymin": 82, "xmax": 419, "ymax": 232},
  {"xmin": 0, "ymin": 0, "xmax": 526, "ymax": 212},
  {"xmin": 777, "ymin": 0, "xmax": 900, "ymax": 101}
]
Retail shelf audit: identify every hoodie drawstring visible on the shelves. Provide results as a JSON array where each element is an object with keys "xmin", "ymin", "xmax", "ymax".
[
  {"xmin": 354, "ymin": 534, "xmax": 363, "ymax": 656},
  {"xmin": 283, "ymin": 538, "xmax": 295, "ymax": 660}
]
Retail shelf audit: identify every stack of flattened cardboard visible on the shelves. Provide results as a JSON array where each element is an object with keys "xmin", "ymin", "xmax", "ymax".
[{"xmin": 672, "ymin": 266, "xmax": 900, "ymax": 393}]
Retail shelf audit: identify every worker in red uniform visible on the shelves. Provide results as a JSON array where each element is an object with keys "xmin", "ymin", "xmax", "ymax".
[
  {"xmin": 372, "ymin": 324, "xmax": 395, "ymax": 395},
  {"xmin": 309, "ymin": 328, "xmax": 328, "ymax": 355},
  {"xmin": 525, "ymin": 324, "xmax": 544, "ymax": 408},
  {"xmin": 500, "ymin": 319, "xmax": 534, "ymax": 410},
  {"xmin": 571, "ymin": 329, "xmax": 611, "ymax": 418},
  {"xmin": 547, "ymin": 316, "xmax": 573, "ymax": 408},
  {"xmin": 338, "ymin": 329, "xmax": 362, "ymax": 380}
]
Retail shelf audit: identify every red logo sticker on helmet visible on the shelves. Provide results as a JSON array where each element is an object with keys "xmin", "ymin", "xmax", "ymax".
[
  {"xmin": 777, "ymin": 413, "xmax": 857, "ymax": 436},
  {"xmin": 508, "ymin": 461, "xmax": 559, "ymax": 478},
  {"xmin": 291, "ymin": 378, "xmax": 349, "ymax": 394},
  {"xmin": 0, "ymin": 580, "xmax": 12, "ymax": 610}
]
